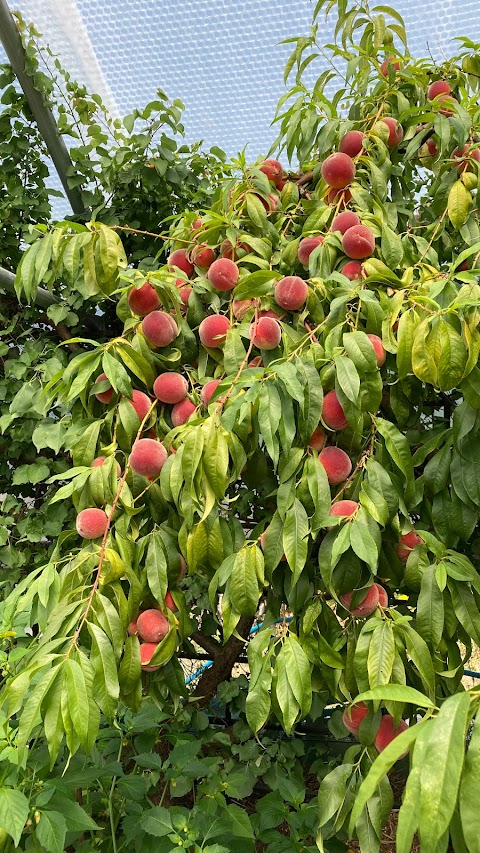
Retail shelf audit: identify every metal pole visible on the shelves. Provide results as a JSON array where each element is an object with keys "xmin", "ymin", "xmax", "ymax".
[
  {"xmin": 0, "ymin": 0, "xmax": 85, "ymax": 215},
  {"xmin": 0, "ymin": 265, "xmax": 57, "ymax": 308}
]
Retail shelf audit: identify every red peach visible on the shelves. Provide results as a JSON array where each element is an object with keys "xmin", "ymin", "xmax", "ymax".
[
  {"xmin": 165, "ymin": 590, "xmax": 178, "ymax": 612},
  {"xmin": 178, "ymin": 555, "xmax": 187, "ymax": 580},
  {"xmin": 199, "ymin": 315, "xmax": 230, "ymax": 348},
  {"xmin": 374, "ymin": 715, "xmax": 409, "ymax": 753},
  {"xmin": 426, "ymin": 138, "xmax": 438, "ymax": 157},
  {"xmin": 327, "ymin": 187, "xmax": 352, "ymax": 205},
  {"xmin": 129, "ymin": 438, "xmax": 167, "ymax": 478},
  {"xmin": 380, "ymin": 57, "xmax": 401, "ymax": 77},
  {"xmin": 437, "ymin": 94, "xmax": 458, "ymax": 117},
  {"xmin": 318, "ymin": 446, "xmax": 352, "ymax": 485},
  {"xmin": 342, "ymin": 224, "xmax": 375, "ymax": 260},
  {"xmin": 427, "ymin": 80, "xmax": 451, "ymax": 100},
  {"xmin": 297, "ymin": 236, "xmax": 324, "ymax": 267},
  {"xmin": 171, "ymin": 399, "xmax": 196, "ymax": 426},
  {"xmin": 168, "ymin": 249, "xmax": 194, "ymax": 278},
  {"xmin": 128, "ymin": 390, "xmax": 153, "ymax": 422},
  {"xmin": 343, "ymin": 701, "xmax": 369, "ymax": 734},
  {"xmin": 331, "ymin": 210, "xmax": 361, "ymax": 235},
  {"xmin": 375, "ymin": 584, "xmax": 388, "ymax": 608},
  {"xmin": 259, "ymin": 192, "xmax": 279, "ymax": 213},
  {"xmin": 249, "ymin": 317, "xmax": 282, "ymax": 350},
  {"xmin": 137, "ymin": 609, "xmax": 169, "ymax": 643},
  {"xmin": 340, "ymin": 585, "xmax": 380, "ymax": 617},
  {"xmin": 191, "ymin": 218, "xmax": 202, "ymax": 231},
  {"xmin": 366, "ymin": 333, "xmax": 386, "ymax": 366},
  {"xmin": 142, "ymin": 311, "xmax": 178, "ymax": 347},
  {"xmin": 153, "ymin": 372, "xmax": 188, "ymax": 404},
  {"xmin": 175, "ymin": 278, "xmax": 192, "ymax": 305},
  {"xmin": 322, "ymin": 390, "xmax": 348, "ymax": 430},
  {"xmin": 377, "ymin": 117, "xmax": 403, "ymax": 148},
  {"xmin": 260, "ymin": 158, "xmax": 283, "ymax": 185},
  {"xmin": 339, "ymin": 130, "xmax": 366, "ymax": 158},
  {"xmin": 396, "ymin": 530, "xmax": 423, "ymax": 561},
  {"xmin": 201, "ymin": 379, "xmax": 221, "ymax": 406},
  {"xmin": 191, "ymin": 244, "xmax": 216, "ymax": 269},
  {"xmin": 308, "ymin": 426, "xmax": 327, "ymax": 451},
  {"xmin": 140, "ymin": 642, "xmax": 162, "ymax": 671},
  {"xmin": 128, "ymin": 281, "xmax": 161, "ymax": 316},
  {"xmin": 340, "ymin": 260, "xmax": 364, "ymax": 280},
  {"xmin": 207, "ymin": 258, "xmax": 239, "ymax": 291},
  {"xmin": 329, "ymin": 500, "xmax": 359, "ymax": 521},
  {"xmin": 232, "ymin": 298, "xmax": 255, "ymax": 320},
  {"xmin": 94, "ymin": 373, "xmax": 113, "ymax": 404},
  {"xmin": 220, "ymin": 239, "xmax": 250, "ymax": 260},
  {"xmin": 274, "ymin": 276, "xmax": 308, "ymax": 311},
  {"xmin": 322, "ymin": 152, "xmax": 356, "ymax": 189},
  {"xmin": 127, "ymin": 619, "xmax": 138, "ymax": 635},
  {"xmin": 249, "ymin": 356, "xmax": 264, "ymax": 368},
  {"xmin": 92, "ymin": 456, "xmax": 122, "ymax": 477},
  {"xmin": 259, "ymin": 309, "xmax": 283, "ymax": 320},
  {"xmin": 76, "ymin": 508, "xmax": 109, "ymax": 540},
  {"xmin": 452, "ymin": 144, "xmax": 480, "ymax": 173}
]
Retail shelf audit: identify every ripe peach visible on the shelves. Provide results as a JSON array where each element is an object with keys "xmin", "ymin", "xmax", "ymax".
[
  {"xmin": 342, "ymin": 224, "xmax": 375, "ymax": 259},
  {"xmin": 249, "ymin": 356, "xmax": 264, "ymax": 368},
  {"xmin": 339, "ymin": 130, "xmax": 366, "ymax": 158},
  {"xmin": 376, "ymin": 584, "xmax": 388, "ymax": 608},
  {"xmin": 175, "ymin": 278, "xmax": 192, "ymax": 305},
  {"xmin": 437, "ymin": 94, "xmax": 458, "ymax": 117},
  {"xmin": 426, "ymin": 138, "xmax": 438, "ymax": 157},
  {"xmin": 199, "ymin": 315, "xmax": 230, "ymax": 348},
  {"xmin": 340, "ymin": 585, "xmax": 380, "ymax": 617},
  {"xmin": 322, "ymin": 390, "xmax": 348, "ymax": 430},
  {"xmin": 318, "ymin": 446, "xmax": 352, "ymax": 485},
  {"xmin": 191, "ymin": 218, "xmax": 202, "ymax": 231},
  {"xmin": 165, "ymin": 590, "xmax": 178, "ymax": 612},
  {"xmin": 260, "ymin": 158, "xmax": 283, "ymax": 186},
  {"xmin": 201, "ymin": 379, "xmax": 221, "ymax": 406},
  {"xmin": 327, "ymin": 187, "xmax": 352, "ymax": 205},
  {"xmin": 207, "ymin": 258, "xmax": 239, "ymax": 291},
  {"xmin": 374, "ymin": 715, "xmax": 408, "ymax": 753},
  {"xmin": 232, "ymin": 298, "xmax": 255, "ymax": 320},
  {"xmin": 259, "ymin": 192, "xmax": 279, "ymax": 214},
  {"xmin": 168, "ymin": 248, "xmax": 194, "ymax": 278},
  {"xmin": 92, "ymin": 456, "xmax": 122, "ymax": 477},
  {"xmin": 128, "ymin": 390, "xmax": 153, "ymax": 422},
  {"xmin": 342, "ymin": 701, "xmax": 369, "ymax": 734},
  {"xmin": 452, "ymin": 144, "xmax": 480, "ymax": 173},
  {"xmin": 380, "ymin": 57, "xmax": 401, "ymax": 77},
  {"xmin": 249, "ymin": 317, "xmax": 282, "ymax": 350},
  {"xmin": 153, "ymin": 372, "xmax": 188, "ymax": 404},
  {"xmin": 329, "ymin": 500, "xmax": 358, "ymax": 520},
  {"xmin": 128, "ymin": 281, "xmax": 161, "ymax": 316},
  {"xmin": 171, "ymin": 399, "xmax": 196, "ymax": 426},
  {"xmin": 331, "ymin": 210, "xmax": 361, "ymax": 235},
  {"xmin": 377, "ymin": 117, "xmax": 403, "ymax": 148},
  {"xmin": 140, "ymin": 642, "xmax": 161, "ymax": 671},
  {"xmin": 297, "ymin": 236, "xmax": 324, "ymax": 267},
  {"xmin": 220, "ymin": 239, "xmax": 249, "ymax": 260},
  {"xmin": 94, "ymin": 373, "xmax": 113, "ymax": 404},
  {"xmin": 137, "ymin": 609, "xmax": 169, "ymax": 643},
  {"xmin": 129, "ymin": 438, "xmax": 168, "ymax": 478},
  {"xmin": 259, "ymin": 309, "xmax": 283, "ymax": 320},
  {"xmin": 142, "ymin": 311, "xmax": 178, "ymax": 347},
  {"xmin": 366, "ymin": 333, "xmax": 386, "ymax": 366},
  {"xmin": 191, "ymin": 244, "xmax": 216, "ymax": 269},
  {"xmin": 427, "ymin": 80, "xmax": 451, "ymax": 100},
  {"xmin": 127, "ymin": 619, "xmax": 138, "ymax": 635},
  {"xmin": 321, "ymin": 152, "xmax": 356, "ymax": 189},
  {"xmin": 308, "ymin": 426, "xmax": 327, "ymax": 451},
  {"xmin": 76, "ymin": 508, "xmax": 109, "ymax": 540},
  {"xmin": 396, "ymin": 530, "xmax": 423, "ymax": 561},
  {"xmin": 340, "ymin": 260, "xmax": 364, "ymax": 280},
  {"xmin": 274, "ymin": 276, "xmax": 308, "ymax": 311}
]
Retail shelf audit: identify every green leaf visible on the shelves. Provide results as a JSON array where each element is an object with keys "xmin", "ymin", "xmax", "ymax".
[
  {"xmin": 145, "ymin": 531, "xmax": 169, "ymax": 604},
  {"xmin": 282, "ymin": 499, "xmax": 309, "ymax": 586},
  {"xmin": 416, "ymin": 565, "xmax": 444, "ymax": 649},
  {"xmin": 35, "ymin": 810, "xmax": 67, "ymax": 853},
  {"xmin": 459, "ymin": 711, "xmax": 480, "ymax": 853},
  {"xmin": 375, "ymin": 417, "xmax": 414, "ymax": 501},
  {"xmin": 349, "ymin": 520, "xmax": 378, "ymax": 572},
  {"xmin": 318, "ymin": 763, "xmax": 355, "ymax": 828},
  {"xmin": 353, "ymin": 684, "xmax": 435, "ymax": 708},
  {"xmin": 283, "ymin": 635, "xmax": 312, "ymax": 716},
  {"xmin": 229, "ymin": 548, "xmax": 260, "ymax": 616},
  {"xmin": 367, "ymin": 622, "xmax": 395, "ymax": 688},
  {"xmin": 274, "ymin": 644, "xmax": 300, "ymax": 734},
  {"xmin": 381, "ymin": 223, "xmax": 403, "ymax": 268},
  {"xmin": 0, "ymin": 788, "xmax": 29, "ymax": 846},
  {"xmin": 87, "ymin": 622, "xmax": 120, "ymax": 720},
  {"xmin": 64, "ymin": 659, "xmax": 91, "ymax": 751},
  {"xmin": 335, "ymin": 355, "xmax": 360, "ymax": 403},
  {"xmin": 141, "ymin": 806, "xmax": 173, "ymax": 837},
  {"xmin": 448, "ymin": 180, "xmax": 472, "ymax": 229}
]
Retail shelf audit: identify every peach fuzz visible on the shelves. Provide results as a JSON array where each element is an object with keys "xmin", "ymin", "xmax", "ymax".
[
  {"xmin": 308, "ymin": 426, "xmax": 327, "ymax": 451},
  {"xmin": 321, "ymin": 152, "xmax": 356, "ymax": 189},
  {"xmin": 127, "ymin": 389, "xmax": 153, "ymax": 422},
  {"xmin": 342, "ymin": 701, "xmax": 369, "ymax": 734},
  {"xmin": 340, "ymin": 585, "xmax": 379, "ymax": 617},
  {"xmin": 340, "ymin": 260, "xmax": 364, "ymax": 280},
  {"xmin": 207, "ymin": 257, "xmax": 239, "ymax": 291},
  {"xmin": 342, "ymin": 224, "xmax": 375, "ymax": 260},
  {"xmin": 250, "ymin": 317, "xmax": 282, "ymax": 350},
  {"xmin": 128, "ymin": 281, "xmax": 161, "ymax": 316},
  {"xmin": 199, "ymin": 315, "xmax": 230, "ymax": 348},
  {"xmin": 331, "ymin": 210, "xmax": 360, "ymax": 235},
  {"xmin": 322, "ymin": 390, "xmax": 348, "ymax": 430},
  {"xmin": 318, "ymin": 446, "xmax": 352, "ymax": 485},
  {"xmin": 201, "ymin": 379, "xmax": 221, "ymax": 407},
  {"xmin": 366, "ymin": 333, "xmax": 386, "ymax": 366},
  {"xmin": 142, "ymin": 311, "xmax": 178, "ymax": 347},
  {"xmin": 375, "ymin": 583, "xmax": 388, "ymax": 608},
  {"xmin": 427, "ymin": 80, "xmax": 451, "ymax": 100},
  {"xmin": 127, "ymin": 619, "xmax": 138, "ymax": 635},
  {"xmin": 339, "ymin": 130, "xmax": 365, "ymax": 158},
  {"xmin": 297, "ymin": 236, "xmax": 324, "ymax": 267},
  {"xmin": 374, "ymin": 715, "xmax": 409, "ymax": 754},
  {"xmin": 329, "ymin": 500, "xmax": 359, "ymax": 521},
  {"xmin": 396, "ymin": 530, "xmax": 423, "ymax": 561},
  {"xmin": 137, "ymin": 609, "xmax": 170, "ymax": 643},
  {"xmin": 171, "ymin": 399, "xmax": 196, "ymax": 427},
  {"xmin": 260, "ymin": 158, "xmax": 283, "ymax": 186},
  {"xmin": 165, "ymin": 590, "xmax": 178, "ymax": 612},
  {"xmin": 274, "ymin": 276, "xmax": 308, "ymax": 311},
  {"xmin": 191, "ymin": 244, "xmax": 216, "ymax": 269},
  {"xmin": 92, "ymin": 456, "xmax": 122, "ymax": 477},
  {"xmin": 76, "ymin": 508, "xmax": 109, "ymax": 540},
  {"xmin": 140, "ymin": 643, "xmax": 162, "ymax": 671},
  {"xmin": 153, "ymin": 372, "xmax": 188, "ymax": 404},
  {"xmin": 168, "ymin": 248, "xmax": 194, "ymax": 277},
  {"xmin": 94, "ymin": 373, "xmax": 113, "ymax": 404},
  {"xmin": 129, "ymin": 438, "xmax": 168, "ymax": 478}
]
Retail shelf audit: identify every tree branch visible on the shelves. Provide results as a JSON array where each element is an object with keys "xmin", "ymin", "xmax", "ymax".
[
  {"xmin": 191, "ymin": 631, "xmax": 221, "ymax": 658},
  {"xmin": 191, "ymin": 615, "xmax": 254, "ymax": 708}
]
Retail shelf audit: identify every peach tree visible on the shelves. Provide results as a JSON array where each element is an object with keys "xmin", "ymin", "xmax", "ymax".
[{"xmin": 4, "ymin": 0, "xmax": 480, "ymax": 850}]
